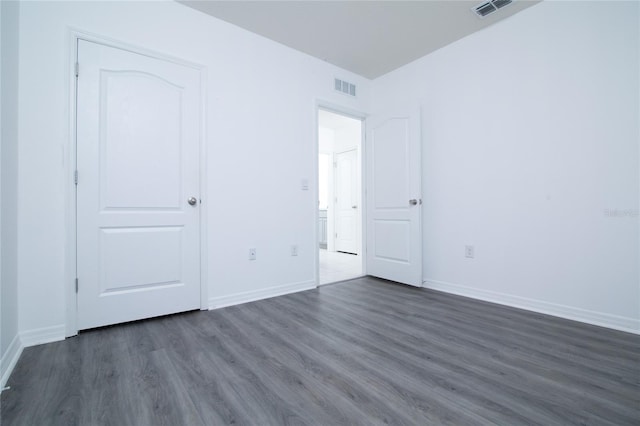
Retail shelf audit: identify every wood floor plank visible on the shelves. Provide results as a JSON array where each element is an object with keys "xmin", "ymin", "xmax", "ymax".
[
  {"xmin": 319, "ymin": 284, "xmax": 640, "ymax": 403},
  {"xmin": 219, "ymin": 303, "xmax": 422, "ymax": 425},
  {"xmin": 240, "ymin": 297, "xmax": 509, "ymax": 425},
  {"xmin": 265, "ymin": 291, "xmax": 555, "ymax": 425},
  {"xmin": 301, "ymin": 288, "xmax": 637, "ymax": 424},
  {"xmin": 2, "ymin": 276, "xmax": 638, "ymax": 425},
  {"xmin": 325, "ymin": 280, "xmax": 640, "ymax": 392}
]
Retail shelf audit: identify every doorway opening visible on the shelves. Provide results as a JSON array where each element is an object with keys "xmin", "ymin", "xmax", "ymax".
[{"xmin": 318, "ymin": 109, "xmax": 364, "ymax": 285}]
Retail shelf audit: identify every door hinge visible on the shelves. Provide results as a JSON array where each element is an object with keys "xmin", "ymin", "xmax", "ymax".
[
  {"xmin": 74, "ymin": 170, "xmax": 78, "ymax": 185},
  {"xmin": 75, "ymin": 62, "xmax": 79, "ymax": 77},
  {"xmin": 75, "ymin": 278, "xmax": 79, "ymax": 293}
]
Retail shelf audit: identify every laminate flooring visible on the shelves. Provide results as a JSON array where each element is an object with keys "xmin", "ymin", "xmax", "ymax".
[{"xmin": 1, "ymin": 277, "xmax": 639, "ymax": 425}]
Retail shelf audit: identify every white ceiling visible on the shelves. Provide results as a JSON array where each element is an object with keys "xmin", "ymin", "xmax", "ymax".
[{"xmin": 179, "ymin": 0, "xmax": 540, "ymax": 79}]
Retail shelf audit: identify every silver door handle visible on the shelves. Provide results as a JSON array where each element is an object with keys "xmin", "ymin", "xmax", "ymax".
[
  {"xmin": 188, "ymin": 197, "xmax": 198, "ymax": 206},
  {"xmin": 409, "ymin": 199, "xmax": 422, "ymax": 205},
  {"xmin": 352, "ymin": 205, "xmax": 357, "ymax": 209}
]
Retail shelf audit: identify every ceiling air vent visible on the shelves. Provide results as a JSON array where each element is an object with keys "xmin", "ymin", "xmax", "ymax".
[
  {"xmin": 492, "ymin": 0, "xmax": 513, "ymax": 9},
  {"xmin": 334, "ymin": 78, "xmax": 356, "ymax": 97},
  {"xmin": 473, "ymin": 0, "xmax": 513, "ymax": 18}
]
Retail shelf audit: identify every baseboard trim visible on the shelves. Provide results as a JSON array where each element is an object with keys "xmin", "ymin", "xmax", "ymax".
[
  {"xmin": 209, "ymin": 280, "xmax": 317, "ymax": 310},
  {"xmin": 423, "ymin": 279, "xmax": 640, "ymax": 335},
  {"xmin": 1, "ymin": 334, "xmax": 23, "ymax": 388},
  {"xmin": 19, "ymin": 325, "xmax": 66, "ymax": 348}
]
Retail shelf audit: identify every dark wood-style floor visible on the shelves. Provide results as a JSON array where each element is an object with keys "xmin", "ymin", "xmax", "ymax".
[{"xmin": 1, "ymin": 277, "xmax": 639, "ymax": 425}]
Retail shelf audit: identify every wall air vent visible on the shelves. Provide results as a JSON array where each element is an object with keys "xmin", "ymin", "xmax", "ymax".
[
  {"xmin": 334, "ymin": 78, "xmax": 356, "ymax": 97},
  {"xmin": 473, "ymin": 0, "xmax": 513, "ymax": 18}
]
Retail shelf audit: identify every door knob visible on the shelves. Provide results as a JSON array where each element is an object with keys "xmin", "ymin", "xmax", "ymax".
[
  {"xmin": 188, "ymin": 197, "xmax": 198, "ymax": 206},
  {"xmin": 409, "ymin": 199, "xmax": 418, "ymax": 205},
  {"xmin": 352, "ymin": 205, "xmax": 358, "ymax": 209}
]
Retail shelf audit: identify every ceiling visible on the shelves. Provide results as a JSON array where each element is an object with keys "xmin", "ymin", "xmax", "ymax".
[{"xmin": 179, "ymin": 0, "xmax": 540, "ymax": 79}]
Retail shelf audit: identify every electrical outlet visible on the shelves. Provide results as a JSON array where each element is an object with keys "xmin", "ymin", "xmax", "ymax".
[
  {"xmin": 249, "ymin": 248, "xmax": 256, "ymax": 260},
  {"xmin": 291, "ymin": 245, "xmax": 298, "ymax": 256},
  {"xmin": 465, "ymin": 245, "xmax": 475, "ymax": 259}
]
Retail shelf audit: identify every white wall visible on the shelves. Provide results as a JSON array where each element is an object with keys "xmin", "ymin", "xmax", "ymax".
[
  {"xmin": 334, "ymin": 122, "xmax": 361, "ymax": 154},
  {"xmin": 372, "ymin": 1, "xmax": 639, "ymax": 332},
  {"xmin": 16, "ymin": 1, "xmax": 369, "ymax": 337},
  {"xmin": 10, "ymin": 0, "xmax": 638, "ymax": 356},
  {"xmin": 1, "ymin": 0, "xmax": 22, "ymax": 385},
  {"xmin": 319, "ymin": 126, "xmax": 335, "ymax": 153}
]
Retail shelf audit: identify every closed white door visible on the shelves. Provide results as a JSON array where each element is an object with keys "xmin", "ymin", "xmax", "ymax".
[
  {"xmin": 76, "ymin": 40, "xmax": 201, "ymax": 330},
  {"xmin": 334, "ymin": 149, "xmax": 358, "ymax": 254},
  {"xmin": 366, "ymin": 109, "xmax": 422, "ymax": 287}
]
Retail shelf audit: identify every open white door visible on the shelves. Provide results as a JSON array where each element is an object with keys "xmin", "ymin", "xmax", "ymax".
[
  {"xmin": 335, "ymin": 149, "xmax": 358, "ymax": 254},
  {"xmin": 366, "ymin": 109, "xmax": 422, "ymax": 287},
  {"xmin": 76, "ymin": 40, "xmax": 202, "ymax": 330}
]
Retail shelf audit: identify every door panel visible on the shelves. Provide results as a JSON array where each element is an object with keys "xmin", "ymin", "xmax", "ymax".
[
  {"xmin": 76, "ymin": 40, "xmax": 201, "ymax": 330},
  {"xmin": 101, "ymin": 71, "xmax": 183, "ymax": 209},
  {"xmin": 99, "ymin": 227, "xmax": 183, "ymax": 294},
  {"xmin": 366, "ymin": 109, "xmax": 422, "ymax": 287},
  {"xmin": 335, "ymin": 149, "xmax": 358, "ymax": 254},
  {"xmin": 373, "ymin": 220, "xmax": 411, "ymax": 262}
]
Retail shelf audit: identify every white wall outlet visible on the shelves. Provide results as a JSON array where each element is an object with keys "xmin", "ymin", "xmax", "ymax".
[
  {"xmin": 249, "ymin": 248, "xmax": 256, "ymax": 260},
  {"xmin": 465, "ymin": 245, "xmax": 475, "ymax": 259},
  {"xmin": 291, "ymin": 245, "xmax": 298, "ymax": 256}
]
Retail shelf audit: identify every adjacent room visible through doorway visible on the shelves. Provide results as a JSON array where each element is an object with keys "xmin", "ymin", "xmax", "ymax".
[{"xmin": 318, "ymin": 109, "xmax": 363, "ymax": 285}]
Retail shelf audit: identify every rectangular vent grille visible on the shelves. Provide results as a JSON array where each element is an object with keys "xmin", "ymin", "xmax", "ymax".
[
  {"xmin": 473, "ymin": 0, "xmax": 513, "ymax": 18},
  {"xmin": 334, "ymin": 78, "xmax": 356, "ymax": 97},
  {"xmin": 492, "ymin": 0, "xmax": 512, "ymax": 9},
  {"xmin": 475, "ymin": 2, "xmax": 496, "ymax": 16}
]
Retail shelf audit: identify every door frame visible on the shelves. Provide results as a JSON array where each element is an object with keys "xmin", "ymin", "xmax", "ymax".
[
  {"xmin": 313, "ymin": 100, "xmax": 366, "ymax": 286},
  {"xmin": 65, "ymin": 30, "xmax": 208, "ymax": 336}
]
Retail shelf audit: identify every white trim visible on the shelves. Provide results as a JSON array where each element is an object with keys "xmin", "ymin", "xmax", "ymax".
[
  {"xmin": 65, "ymin": 29, "xmax": 79, "ymax": 337},
  {"xmin": 423, "ymin": 279, "xmax": 640, "ymax": 335},
  {"xmin": 198, "ymin": 56, "xmax": 209, "ymax": 311},
  {"xmin": 66, "ymin": 28, "xmax": 209, "ymax": 333},
  {"xmin": 19, "ymin": 325, "xmax": 66, "ymax": 347},
  {"xmin": 209, "ymin": 280, "xmax": 316, "ymax": 310},
  {"xmin": 1, "ymin": 325, "xmax": 66, "ymax": 388},
  {"xmin": 316, "ymin": 100, "xmax": 368, "ymax": 122},
  {"xmin": 1, "ymin": 334, "xmax": 22, "ymax": 388}
]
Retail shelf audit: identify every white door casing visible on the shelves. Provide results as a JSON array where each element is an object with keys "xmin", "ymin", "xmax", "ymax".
[
  {"xmin": 366, "ymin": 109, "xmax": 422, "ymax": 287},
  {"xmin": 335, "ymin": 149, "xmax": 359, "ymax": 254},
  {"xmin": 76, "ymin": 40, "xmax": 202, "ymax": 330}
]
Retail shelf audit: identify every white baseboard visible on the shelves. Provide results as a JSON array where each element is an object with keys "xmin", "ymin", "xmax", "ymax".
[
  {"xmin": 423, "ymin": 279, "xmax": 640, "ymax": 335},
  {"xmin": 19, "ymin": 324, "xmax": 66, "ymax": 347},
  {"xmin": 1, "ymin": 334, "xmax": 23, "ymax": 388},
  {"xmin": 209, "ymin": 280, "xmax": 317, "ymax": 310},
  {"xmin": 1, "ymin": 324, "xmax": 66, "ymax": 388}
]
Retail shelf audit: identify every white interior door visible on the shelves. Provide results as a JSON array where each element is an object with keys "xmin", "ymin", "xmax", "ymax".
[
  {"xmin": 366, "ymin": 109, "xmax": 422, "ymax": 287},
  {"xmin": 76, "ymin": 40, "xmax": 201, "ymax": 330},
  {"xmin": 335, "ymin": 149, "xmax": 359, "ymax": 254}
]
